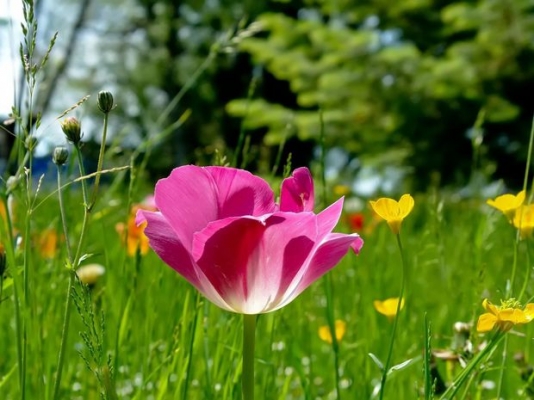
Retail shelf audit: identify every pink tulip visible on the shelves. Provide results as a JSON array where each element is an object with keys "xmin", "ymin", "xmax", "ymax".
[{"xmin": 136, "ymin": 165, "xmax": 363, "ymax": 314}]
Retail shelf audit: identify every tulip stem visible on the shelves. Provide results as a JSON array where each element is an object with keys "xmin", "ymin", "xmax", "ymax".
[{"xmin": 242, "ymin": 314, "xmax": 256, "ymax": 400}]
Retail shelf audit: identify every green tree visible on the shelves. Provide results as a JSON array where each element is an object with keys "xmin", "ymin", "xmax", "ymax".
[{"xmin": 227, "ymin": 0, "xmax": 534, "ymax": 189}]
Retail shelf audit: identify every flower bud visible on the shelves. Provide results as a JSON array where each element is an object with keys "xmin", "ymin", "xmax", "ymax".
[
  {"xmin": 76, "ymin": 263, "xmax": 106, "ymax": 287},
  {"xmin": 6, "ymin": 175, "xmax": 20, "ymax": 193},
  {"xmin": 97, "ymin": 90, "xmax": 114, "ymax": 113},
  {"xmin": 25, "ymin": 135, "xmax": 37, "ymax": 151},
  {"xmin": 61, "ymin": 117, "xmax": 82, "ymax": 144},
  {"xmin": 53, "ymin": 146, "xmax": 69, "ymax": 166}
]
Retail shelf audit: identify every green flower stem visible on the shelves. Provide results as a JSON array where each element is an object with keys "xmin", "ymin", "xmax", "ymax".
[
  {"xmin": 89, "ymin": 112, "xmax": 109, "ymax": 210},
  {"xmin": 522, "ymin": 114, "xmax": 534, "ymax": 195},
  {"xmin": 242, "ymin": 314, "xmax": 256, "ymax": 400},
  {"xmin": 379, "ymin": 233, "xmax": 407, "ymax": 400},
  {"xmin": 52, "ymin": 144, "xmax": 91, "ymax": 399},
  {"xmin": 518, "ymin": 239, "xmax": 531, "ymax": 302},
  {"xmin": 440, "ymin": 332, "xmax": 505, "ymax": 400},
  {"xmin": 507, "ymin": 233, "xmax": 520, "ymax": 298},
  {"xmin": 496, "ymin": 335, "xmax": 508, "ymax": 398}
]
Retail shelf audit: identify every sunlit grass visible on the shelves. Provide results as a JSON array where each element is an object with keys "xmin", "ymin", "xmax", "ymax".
[{"xmin": 2, "ymin": 184, "xmax": 534, "ymax": 399}]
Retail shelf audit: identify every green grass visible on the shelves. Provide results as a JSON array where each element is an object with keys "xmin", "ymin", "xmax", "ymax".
[{"xmin": 1, "ymin": 179, "xmax": 534, "ymax": 399}]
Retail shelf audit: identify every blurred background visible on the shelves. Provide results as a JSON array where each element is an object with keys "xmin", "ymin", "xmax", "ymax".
[{"xmin": 1, "ymin": 0, "xmax": 534, "ymax": 195}]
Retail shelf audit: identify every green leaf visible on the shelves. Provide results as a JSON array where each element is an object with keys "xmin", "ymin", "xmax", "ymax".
[{"xmin": 368, "ymin": 352, "xmax": 385, "ymax": 371}]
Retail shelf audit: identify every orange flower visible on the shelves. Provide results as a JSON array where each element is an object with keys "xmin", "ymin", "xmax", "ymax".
[
  {"xmin": 116, "ymin": 201, "xmax": 156, "ymax": 257},
  {"xmin": 38, "ymin": 228, "xmax": 60, "ymax": 259}
]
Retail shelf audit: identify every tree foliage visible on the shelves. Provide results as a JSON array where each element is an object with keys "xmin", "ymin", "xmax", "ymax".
[{"xmin": 227, "ymin": 0, "xmax": 534, "ymax": 189}]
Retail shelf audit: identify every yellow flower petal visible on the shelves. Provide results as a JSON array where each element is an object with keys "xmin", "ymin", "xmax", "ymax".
[
  {"xmin": 374, "ymin": 297, "xmax": 405, "ymax": 319},
  {"xmin": 369, "ymin": 195, "xmax": 414, "ymax": 234},
  {"xmin": 482, "ymin": 299, "xmax": 499, "ymax": 315},
  {"xmin": 318, "ymin": 320, "xmax": 347, "ymax": 344},
  {"xmin": 477, "ymin": 313, "xmax": 497, "ymax": 333},
  {"xmin": 478, "ymin": 299, "xmax": 534, "ymax": 333},
  {"xmin": 398, "ymin": 194, "xmax": 415, "ymax": 218},
  {"xmin": 487, "ymin": 190, "xmax": 526, "ymax": 219},
  {"xmin": 513, "ymin": 205, "xmax": 534, "ymax": 239},
  {"xmin": 499, "ymin": 308, "xmax": 528, "ymax": 324},
  {"xmin": 523, "ymin": 304, "xmax": 534, "ymax": 321}
]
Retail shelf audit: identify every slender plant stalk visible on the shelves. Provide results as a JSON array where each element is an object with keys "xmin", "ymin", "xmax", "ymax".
[
  {"xmin": 440, "ymin": 332, "xmax": 505, "ymax": 399},
  {"xmin": 89, "ymin": 112, "xmax": 109, "ymax": 210},
  {"xmin": 324, "ymin": 274, "xmax": 342, "ymax": 399},
  {"xmin": 52, "ymin": 144, "xmax": 91, "ymax": 399},
  {"xmin": 518, "ymin": 240, "xmax": 532, "ymax": 302},
  {"xmin": 182, "ymin": 292, "xmax": 201, "ymax": 400},
  {"xmin": 234, "ymin": 71, "xmax": 258, "ymax": 168},
  {"xmin": 242, "ymin": 314, "xmax": 256, "ymax": 400},
  {"xmin": 379, "ymin": 234, "xmax": 407, "ymax": 400},
  {"xmin": 317, "ymin": 108, "xmax": 342, "ymax": 397},
  {"xmin": 423, "ymin": 314, "xmax": 432, "ymax": 400}
]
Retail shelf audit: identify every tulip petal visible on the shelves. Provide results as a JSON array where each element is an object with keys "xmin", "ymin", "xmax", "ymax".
[
  {"xmin": 155, "ymin": 166, "xmax": 276, "ymax": 253},
  {"xmin": 137, "ymin": 209, "xmax": 200, "ymax": 286},
  {"xmin": 154, "ymin": 166, "xmax": 221, "ymax": 250},
  {"xmin": 206, "ymin": 166, "xmax": 276, "ymax": 217},
  {"xmin": 192, "ymin": 212, "xmax": 317, "ymax": 314},
  {"xmin": 316, "ymin": 198, "xmax": 344, "ymax": 238},
  {"xmin": 284, "ymin": 232, "xmax": 362, "ymax": 306},
  {"xmin": 137, "ymin": 209, "xmax": 233, "ymax": 311},
  {"xmin": 280, "ymin": 167, "xmax": 315, "ymax": 212}
]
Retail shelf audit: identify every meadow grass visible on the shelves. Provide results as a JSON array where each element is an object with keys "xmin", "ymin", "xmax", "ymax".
[{"xmin": 1, "ymin": 169, "xmax": 534, "ymax": 399}]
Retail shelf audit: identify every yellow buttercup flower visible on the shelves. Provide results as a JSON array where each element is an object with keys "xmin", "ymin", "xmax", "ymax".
[
  {"xmin": 487, "ymin": 190, "xmax": 526, "ymax": 220},
  {"xmin": 369, "ymin": 194, "xmax": 414, "ymax": 234},
  {"xmin": 477, "ymin": 298, "xmax": 534, "ymax": 333},
  {"xmin": 333, "ymin": 184, "xmax": 351, "ymax": 197},
  {"xmin": 513, "ymin": 205, "xmax": 534, "ymax": 239},
  {"xmin": 318, "ymin": 320, "xmax": 346, "ymax": 344},
  {"xmin": 374, "ymin": 297, "xmax": 405, "ymax": 321}
]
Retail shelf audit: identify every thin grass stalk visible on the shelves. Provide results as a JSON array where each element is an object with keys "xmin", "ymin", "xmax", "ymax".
[
  {"xmin": 378, "ymin": 234, "xmax": 407, "ymax": 400},
  {"xmin": 496, "ymin": 335, "xmax": 508, "ymax": 398},
  {"xmin": 324, "ymin": 274, "xmax": 342, "ymax": 399},
  {"xmin": 316, "ymin": 108, "xmax": 342, "ymax": 397},
  {"xmin": 423, "ymin": 314, "xmax": 432, "ymax": 400},
  {"xmin": 234, "ymin": 72, "xmax": 258, "ymax": 168},
  {"xmin": 440, "ymin": 332, "xmax": 505, "ymax": 399},
  {"xmin": 519, "ymin": 240, "xmax": 532, "ymax": 301},
  {"xmin": 182, "ymin": 292, "xmax": 201, "ymax": 400},
  {"xmin": 1, "ymin": 192, "xmax": 24, "ymax": 397},
  {"xmin": 52, "ymin": 144, "xmax": 91, "ymax": 399}
]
